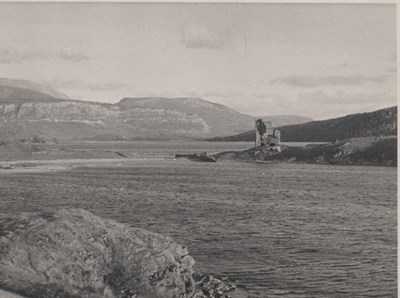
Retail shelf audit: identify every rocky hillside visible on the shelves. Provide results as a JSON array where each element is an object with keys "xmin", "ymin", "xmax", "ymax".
[
  {"xmin": 0, "ymin": 100, "xmax": 211, "ymax": 140},
  {"xmin": 0, "ymin": 80, "xmax": 258, "ymax": 143},
  {"xmin": 118, "ymin": 97, "xmax": 254, "ymax": 135},
  {"xmin": 214, "ymin": 136, "xmax": 397, "ymax": 166},
  {"xmin": 208, "ymin": 106, "xmax": 397, "ymax": 142},
  {"xmin": 117, "ymin": 100, "xmax": 311, "ymax": 137},
  {"xmin": 0, "ymin": 209, "xmax": 244, "ymax": 298}
]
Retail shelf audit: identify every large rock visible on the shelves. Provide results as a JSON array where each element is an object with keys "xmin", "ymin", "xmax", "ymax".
[{"xmin": 0, "ymin": 209, "xmax": 195, "ymax": 298}]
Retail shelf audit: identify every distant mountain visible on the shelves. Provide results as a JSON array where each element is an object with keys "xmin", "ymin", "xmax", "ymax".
[
  {"xmin": 118, "ymin": 97, "xmax": 254, "ymax": 137},
  {"xmin": 0, "ymin": 78, "xmax": 69, "ymax": 100},
  {"xmin": 252, "ymin": 115, "xmax": 312, "ymax": 127},
  {"xmin": 0, "ymin": 84, "xmax": 64, "ymax": 104},
  {"xmin": 0, "ymin": 80, "xmax": 258, "ymax": 143},
  {"xmin": 208, "ymin": 106, "xmax": 397, "ymax": 142},
  {"xmin": 5, "ymin": 78, "xmax": 393, "ymax": 146}
]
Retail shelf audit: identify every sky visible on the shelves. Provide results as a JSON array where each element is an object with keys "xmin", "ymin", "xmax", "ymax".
[{"xmin": 0, "ymin": 3, "xmax": 397, "ymax": 119}]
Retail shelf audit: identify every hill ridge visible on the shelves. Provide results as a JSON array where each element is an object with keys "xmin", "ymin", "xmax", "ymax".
[
  {"xmin": 0, "ymin": 78, "xmax": 69, "ymax": 100},
  {"xmin": 208, "ymin": 106, "xmax": 397, "ymax": 142}
]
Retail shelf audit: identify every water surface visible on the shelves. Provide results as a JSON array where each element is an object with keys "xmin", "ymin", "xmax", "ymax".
[{"xmin": 0, "ymin": 142, "xmax": 396, "ymax": 297}]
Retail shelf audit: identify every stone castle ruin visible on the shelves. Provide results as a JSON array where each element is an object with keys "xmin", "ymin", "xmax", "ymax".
[{"xmin": 255, "ymin": 119, "xmax": 281, "ymax": 152}]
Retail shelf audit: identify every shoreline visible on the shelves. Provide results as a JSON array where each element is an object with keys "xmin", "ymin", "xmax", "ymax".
[
  {"xmin": 211, "ymin": 136, "xmax": 397, "ymax": 167},
  {"xmin": 0, "ymin": 135, "xmax": 397, "ymax": 174},
  {"xmin": 0, "ymin": 157, "xmax": 178, "ymax": 174}
]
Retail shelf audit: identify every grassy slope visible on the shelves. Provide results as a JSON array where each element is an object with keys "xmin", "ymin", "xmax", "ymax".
[{"xmin": 208, "ymin": 106, "xmax": 397, "ymax": 142}]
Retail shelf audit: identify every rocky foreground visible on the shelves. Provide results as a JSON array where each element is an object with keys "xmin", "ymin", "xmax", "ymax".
[
  {"xmin": 213, "ymin": 136, "xmax": 397, "ymax": 167},
  {"xmin": 0, "ymin": 209, "xmax": 246, "ymax": 298}
]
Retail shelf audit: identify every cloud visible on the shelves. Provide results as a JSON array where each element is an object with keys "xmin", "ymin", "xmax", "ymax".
[
  {"xmin": 248, "ymin": 92, "xmax": 286, "ymax": 100},
  {"xmin": 0, "ymin": 46, "xmax": 46, "ymax": 64},
  {"xmin": 239, "ymin": 90, "xmax": 396, "ymax": 119},
  {"xmin": 269, "ymin": 75, "xmax": 389, "ymax": 87},
  {"xmin": 297, "ymin": 89, "xmax": 396, "ymax": 105},
  {"xmin": 0, "ymin": 45, "xmax": 88, "ymax": 64},
  {"xmin": 181, "ymin": 25, "xmax": 231, "ymax": 49},
  {"xmin": 327, "ymin": 63, "xmax": 357, "ymax": 70},
  {"xmin": 56, "ymin": 49, "xmax": 88, "ymax": 62},
  {"xmin": 291, "ymin": 89, "xmax": 397, "ymax": 119},
  {"xmin": 185, "ymin": 89, "xmax": 244, "ymax": 98},
  {"xmin": 47, "ymin": 79, "xmax": 125, "ymax": 91}
]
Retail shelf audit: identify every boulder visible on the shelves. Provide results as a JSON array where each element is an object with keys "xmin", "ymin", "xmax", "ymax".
[
  {"xmin": 191, "ymin": 273, "xmax": 249, "ymax": 298},
  {"xmin": 0, "ymin": 209, "xmax": 195, "ymax": 298}
]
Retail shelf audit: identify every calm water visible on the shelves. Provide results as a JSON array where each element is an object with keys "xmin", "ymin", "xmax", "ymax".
[{"xmin": 0, "ymin": 142, "xmax": 397, "ymax": 297}]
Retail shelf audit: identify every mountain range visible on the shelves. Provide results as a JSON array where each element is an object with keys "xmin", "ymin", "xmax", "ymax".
[{"xmin": 0, "ymin": 79, "xmax": 312, "ymax": 143}]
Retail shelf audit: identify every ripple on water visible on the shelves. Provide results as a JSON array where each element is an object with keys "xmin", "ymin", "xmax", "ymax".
[{"xmin": 0, "ymin": 160, "xmax": 396, "ymax": 297}]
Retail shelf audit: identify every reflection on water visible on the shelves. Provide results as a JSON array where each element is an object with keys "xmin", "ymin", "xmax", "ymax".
[{"xmin": 0, "ymin": 143, "xmax": 396, "ymax": 297}]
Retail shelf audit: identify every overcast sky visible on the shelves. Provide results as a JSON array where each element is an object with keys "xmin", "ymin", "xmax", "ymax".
[{"xmin": 0, "ymin": 3, "xmax": 396, "ymax": 119}]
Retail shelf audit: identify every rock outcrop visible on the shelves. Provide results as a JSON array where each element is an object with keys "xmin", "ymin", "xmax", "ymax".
[
  {"xmin": 0, "ymin": 100, "xmax": 209, "ymax": 142},
  {"xmin": 0, "ymin": 209, "xmax": 195, "ymax": 298},
  {"xmin": 0, "ymin": 209, "xmax": 246, "ymax": 298}
]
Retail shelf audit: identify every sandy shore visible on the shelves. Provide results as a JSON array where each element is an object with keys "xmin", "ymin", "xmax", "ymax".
[{"xmin": 0, "ymin": 157, "xmax": 176, "ymax": 174}]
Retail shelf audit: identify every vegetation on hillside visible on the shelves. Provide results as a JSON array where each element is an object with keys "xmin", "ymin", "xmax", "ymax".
[
  {"xmin": 213, "ymin": 136, "xmax": 397, "ymax": 166},
  {"xmin": 208, "ymin": 106, "xmax": 397, "ymax": 142}
]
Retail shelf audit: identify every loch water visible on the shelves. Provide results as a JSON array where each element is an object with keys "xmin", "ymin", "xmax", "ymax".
[{"xmin": 0, "ymin": 142, "xmax": 396, "ymax": 297}]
